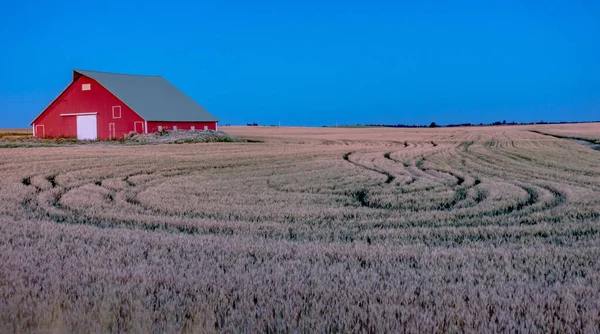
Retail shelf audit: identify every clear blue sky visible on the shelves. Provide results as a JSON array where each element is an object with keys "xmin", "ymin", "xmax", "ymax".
[{"xmin": 1, "ymin": 1, "xmax": 599, "ymax": 127}]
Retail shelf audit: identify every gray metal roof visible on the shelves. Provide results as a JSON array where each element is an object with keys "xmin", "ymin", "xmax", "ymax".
[{"xmin": 74, "ymin": 69, "xmax": 218, "ymax": 122}]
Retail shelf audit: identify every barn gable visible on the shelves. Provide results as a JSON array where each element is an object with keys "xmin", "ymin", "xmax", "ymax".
[
  {"xmin": 30, "ymin": 74, "xmax": 145, "ymax": 139},
  {"xmin": 30, "ymin": 69, "xmax": 219, "ymax": 139},
  {"xmin": 73, "ymin": 70, "xmax": 218, "ymax": 122}
]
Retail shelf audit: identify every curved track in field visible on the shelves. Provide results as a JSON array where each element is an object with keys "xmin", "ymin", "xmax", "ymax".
[{"xmin": 6, "ymin": 129, "xmax": 600, "ymax": 245}]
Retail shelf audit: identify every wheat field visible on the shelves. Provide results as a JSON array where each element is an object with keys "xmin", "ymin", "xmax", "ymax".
[{"xmin": 1, "ymin": 124, "xmax": 600, "ymax": 332}]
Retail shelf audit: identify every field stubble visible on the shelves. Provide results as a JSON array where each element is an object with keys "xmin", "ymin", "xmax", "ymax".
[{"xmin": 1, "ymin": 124, "xmax": 600, "ymax": 332}]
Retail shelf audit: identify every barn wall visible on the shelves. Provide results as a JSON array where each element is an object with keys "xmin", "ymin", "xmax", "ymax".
[
  {"xmin": 32, "ymin": 75, "xmax": 145, "ymax": 139},
  {"xmin": 147, "ymin": 121, "xmax": 217, "ymax": 132}
]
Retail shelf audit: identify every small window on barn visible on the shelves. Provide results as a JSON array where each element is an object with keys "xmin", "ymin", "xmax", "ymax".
[
  {"xmin": 112, "ymin": 106, "xmax": 121, "ymax": 119},
  {"xmin": 204, "ymin": 125, "xmax": 208, "ymax": 130},
  {"xmin": 82, "ymin": 83, "xmax": 91, "ymax": 91},
  {"xmin": 190, "ymin": 126, "xmax": 195, "ymax": 131},
  {"xmin": 158, "ymin": 126, "xmax": 163, "ymax": 132},
  {"xmin": 173, "ymin": 126, "xmax": 177, "ymax": 131}
]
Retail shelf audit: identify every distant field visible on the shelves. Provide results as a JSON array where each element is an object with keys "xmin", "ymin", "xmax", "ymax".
[
  {"xmin": 527, "ymin": 123, "xmax": 600, "ymax": 142},
  {"xmin": 0, "ymin": 128, "xmax": 31, "ymax": 134},
  {"xmin": 1, "ymin": 124, "xmax": 600, "ymax": 332},
  {"xmin": 0, "ymin": 128, "xmax": 32, "ymax": 140},
  {"xmin": 223, "ymin": 122, "xmax": 600, "ymax": 141}
]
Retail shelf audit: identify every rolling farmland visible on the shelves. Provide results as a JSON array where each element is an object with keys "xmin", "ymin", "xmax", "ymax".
[{"xmin": 1, "ymin": 124, "xmax": 600, "ymax": 332}]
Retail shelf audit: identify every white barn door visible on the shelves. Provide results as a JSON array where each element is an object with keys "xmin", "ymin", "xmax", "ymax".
[{"xmin": 77, "ymin": 115, "xmax": 98, "ymax": 140}]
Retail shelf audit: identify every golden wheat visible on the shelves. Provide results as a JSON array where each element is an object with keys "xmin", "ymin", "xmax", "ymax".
[{"xmin": 1, "ymin": 124, "xmax": 599, "ymax": 332}]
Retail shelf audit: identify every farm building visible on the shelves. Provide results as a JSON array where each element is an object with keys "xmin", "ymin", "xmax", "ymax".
[{"xmin": 30, "ymin": 69, "xmax": 218, "ymax": 139}]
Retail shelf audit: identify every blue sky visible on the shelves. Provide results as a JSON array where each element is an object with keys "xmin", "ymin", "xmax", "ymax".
[{"xmin": 1, "ymin": 0, "xmax": 599, "ymax": 127}]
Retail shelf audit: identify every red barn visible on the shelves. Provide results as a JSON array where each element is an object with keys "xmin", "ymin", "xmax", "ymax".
[{"xmin": 30, "ymin": 69, "xmax": 218, "ymax": 139}]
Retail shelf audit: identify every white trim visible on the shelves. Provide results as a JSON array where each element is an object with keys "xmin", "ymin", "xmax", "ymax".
[
  {"xmin": 32, "ymin": 124, "xmax": 35, "ymax": 136},
  {"xmin": 134, "ymin": 121, "xmax": 144, "ymax": 134},
  {"xmin": 60, "ymin": 112, "xmax": 97, "ymax": 117},
  {"xmin": 35, "ymin": 125, "xmax": 45, "ymax": 138},
  {"xmin": 215, "ymin": 123, "xmax": 218, "ymax": 131},
  {"xmin": 30, "ymin": 78, "xmax": 76, "ymax": 125},
  {"xmin": 144, "ymin": 121, "xmax": 148, "ymax": 134},
  {"xmin": 112, "ymin": 106, "xmax": 122, "ymax": 119},
  {"xmin": 109, "ymin": 123, "xmax": 115, "ymax": 140}
]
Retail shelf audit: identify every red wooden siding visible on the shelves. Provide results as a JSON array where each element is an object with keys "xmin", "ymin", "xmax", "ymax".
[
  {"xmin": 32, "ymin": 75, "xmax": 144, "ymax": 139},
  {"xmin": 147, "ymin": 121, "xmax": 217, "ymax": 132}
]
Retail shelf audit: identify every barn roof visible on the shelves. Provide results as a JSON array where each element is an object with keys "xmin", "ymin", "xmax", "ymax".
[{"xmin": 73, "ymin": 69, "xmax": 218, "ymax": 122}]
